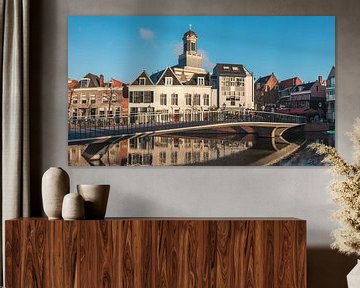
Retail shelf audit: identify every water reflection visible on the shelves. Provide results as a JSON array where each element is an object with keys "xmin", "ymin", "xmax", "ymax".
[{"xmin": 68, "ymin": 131, "xmax": 335, "ymax": 166}]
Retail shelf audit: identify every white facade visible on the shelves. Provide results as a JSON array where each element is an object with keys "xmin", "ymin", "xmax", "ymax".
[
  {"xmin": 129, "ymin": 69, "xmax": 214, "ymax": 119},
  {"xmin": 212, "ymin": 64, "xmax": 254, "ymax": 110}
]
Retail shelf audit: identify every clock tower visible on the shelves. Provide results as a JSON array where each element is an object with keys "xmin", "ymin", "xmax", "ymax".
[{"xmin": 178, "ymin": 27, "xmax": 203, "ymax": 69}]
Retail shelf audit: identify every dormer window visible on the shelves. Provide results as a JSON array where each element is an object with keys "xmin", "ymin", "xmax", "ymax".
[
  {"xmin": 232, "ymin": 66, "xmax": 239, "ymax": 71},
  {"xmin": 197, "ymin": 77, "xmax": 205, "ymax": 85},
  {"xmin": 223, "ymin": 66, "xmax": 230, "ymax": 70},
  {"xmin": 165, "ymin": 77, "xmax": 173, "ymax": 86},
  {"xmin": 79, "ymin": 78, "xmax": 90, "ymax": 88},
  {"xmin": 139, "ymin": 77, "xmax": 146, "ymax": 85}
]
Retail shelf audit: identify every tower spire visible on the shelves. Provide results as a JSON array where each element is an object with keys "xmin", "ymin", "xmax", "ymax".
[{"xmin": 189, "ymin": 24, "xmax": 192, "ymax": 31}]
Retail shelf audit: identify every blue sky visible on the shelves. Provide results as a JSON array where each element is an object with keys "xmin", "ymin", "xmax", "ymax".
[{"xmin": 68, "ymin": 16, "xmax": 335, "ymax": 83}]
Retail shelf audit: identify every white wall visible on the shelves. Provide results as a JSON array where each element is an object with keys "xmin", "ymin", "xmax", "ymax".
[{"xmin": 34, "ymin": 0, "xmax": 360, "ymax": 248}]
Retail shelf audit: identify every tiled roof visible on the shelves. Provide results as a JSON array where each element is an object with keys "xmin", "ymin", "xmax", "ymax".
[
  {"xmin": 183, "ymin": 73, "xmax": 210, "ymax": 85},
  {"xmin": 292, "ymin": 82, "xmax": 315, "ymax": 93},
  {"xmin": 155, "ymin": 67, "xmax": 182, "ymax": 85},
  {"xmin": 213, "ymin": 63, "xmax": 247, "ymax": 77},
  {"xmin": 279, "ymin": 77, "xmax": 302, "ymax": 90},
  {"xmin": 83, "ymin": 73, "xmax": 101, "ymax": 87},
  {"xmin": 255, "ymin": 74, "xmax": 272, "ymax": 85},
  {"xmin": 131, "ymin": 70, "xmax": 154, "ymax": 85}
]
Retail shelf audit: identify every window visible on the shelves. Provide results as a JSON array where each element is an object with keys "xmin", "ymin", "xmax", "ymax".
[
  {"xmin": 72, "ymin": 96, "xmax": 78, "ymax": 104},
  {"xmin": 139, "ymin": 77, "xmax": 146, "ymax": 85},
  {"xmin": 102, "ymin": 94, "xmax": 109, "ymax": 103},
  {"xmin": 223, "ymin": 66, "xmax": 230, "ymax": 70},
  {"xmin": 99, "ymin": 109, "xmax": 105, "ymax": 117},
  {"xmin": 171, "ymin": 152, "xmax": 178, "ymax": 165},
  {"xmin": 80, "ymin": 95, "xmax": 87, "ymax": 105},
  {"xmin": 160, "ymin": 94, "xmax": 167, "ymax": 105},
  {"xmin": 79, "ymin": 78, "xmax": 90, "ymax": 88},
  {"xmin": 111, "ymin": 94, "xmax": 118, "ymax": 102},
  {"xmin": 171, "ymin": 93, "xmax": 178, "ymax": 105},
  {"xmin": 107, "ymin": 109, "xmax": 113, "ymax": 117},
  {"xmin": 133, "ymin": 91, "xmax": 144, "ymax": 103},
  {"xmin": 197, "ymin": 77, "xmax": 205, "ymax": 86},
  {"xmin": 144, "ymin": 91, "xmax": 154, "ymax": 103},
  {"xmin": 159, "ymin": 152, "xmax": 166, "ymax": 164},
  {"xmin": 232, "ymin": 66, "xmax": 239, "ymax": 71},
  {"xmin": 165, "ymin": 77, "xmax": 173, "ymax": 85},
  {"xmin": 203, "ymin": 94, "xmax": 209, "ymax": 106},
  {"xmin": 193, "ymin": 94, "xmax": 200, "ymax": 106},
  {"xmin": 185, "ymin": 93, "xmax": 192, "ymax": 105},
  {"xmin": 90, "ymin": 95, "xmax": 96, "ymax": 104}
]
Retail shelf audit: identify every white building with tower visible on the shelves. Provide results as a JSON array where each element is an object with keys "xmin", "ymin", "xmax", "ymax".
[
  {"xmin": 128, "ymin": 28, "xmax": 216, "ymax": 122},
  {"xmin": 128, "ymin": 27, "xmax": 254, "ymax": 123}
]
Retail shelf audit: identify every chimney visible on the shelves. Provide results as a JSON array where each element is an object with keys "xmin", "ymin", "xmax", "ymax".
[
  {"xmin": 318, "ymin": 75, "xmax": 323, "ymax": 84},
  {"xmin": 99, "ymin": 74, "xmax": 105, "ymax": 87}
]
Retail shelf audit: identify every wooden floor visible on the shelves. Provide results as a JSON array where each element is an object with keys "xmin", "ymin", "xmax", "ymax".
[{"xmin": 5, "ymin": 218, "xmax": 306, "ymax": 288}]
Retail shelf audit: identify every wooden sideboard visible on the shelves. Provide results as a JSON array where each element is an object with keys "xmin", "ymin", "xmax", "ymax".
[{"xmin": 5, "ymin": 218, "xmax": 306, "ymax": 287}]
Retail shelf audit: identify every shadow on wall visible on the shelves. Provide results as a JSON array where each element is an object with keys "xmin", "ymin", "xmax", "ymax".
[{"xmin": 308, "ymin": 248, "xmax": 357, "ymax": 288}]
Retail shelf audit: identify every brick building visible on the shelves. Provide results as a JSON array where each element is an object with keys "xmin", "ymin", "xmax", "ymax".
[
  {"xmin": 254, "ymin": 73, "xmax": 279, "ymax": 110},
  {"xmin": 68, "ymin": 73, "xmax": 128, "ymax": 120}
]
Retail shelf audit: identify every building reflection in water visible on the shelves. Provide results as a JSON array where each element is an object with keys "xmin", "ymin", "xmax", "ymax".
[
  {"xmin": 68, "ymin": 131, "xmax": 335, "ymax": 166},
  {"xmin": 68, "ymin": 134, "xmax": 255, "ymax": 166}
]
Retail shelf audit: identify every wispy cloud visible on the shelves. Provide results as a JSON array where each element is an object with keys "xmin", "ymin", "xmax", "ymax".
[
  {"xmin": 139, "ymin": 28, "xmax": 155, "ymax": 41},
  {"xmin": 199, "ymin": 49, "xmax": 215, "ymax": 70},
  {"xmin": 172, "ymin": 41, "xmax": 183, "ymax": 57}
]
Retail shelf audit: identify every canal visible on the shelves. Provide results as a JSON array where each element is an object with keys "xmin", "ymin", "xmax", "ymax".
[{"xmin": 68, "ymin": 131, "xmax": 335, "ymax": 166}]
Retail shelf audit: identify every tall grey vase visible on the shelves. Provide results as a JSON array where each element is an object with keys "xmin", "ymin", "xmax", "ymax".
[
  {"xmin": 42, "ymin": 167, "xmax": 70, "ymax": 219},
  {"xmin": 347, "ymin": 260, "xmax": 360, "ymax": 288}
]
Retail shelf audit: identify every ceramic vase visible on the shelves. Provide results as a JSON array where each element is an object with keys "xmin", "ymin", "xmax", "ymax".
[
  {"xmin": 42, "ymin": 167, "xmax": 70, "ymax": 219},
  {"xmin": 77, "ymin": 184, "xmax": 110, "ymax": 219},
  {"xmin": 347, "ymin": 259, "xmax": 360, "ymax": 288},
  {"xmin": 62, "ymin": 192, "xmax": 85, "ymax": 220}
]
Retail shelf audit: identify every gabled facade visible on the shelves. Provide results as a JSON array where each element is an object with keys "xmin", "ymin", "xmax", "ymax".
[
  {"xmin": 326, "ymin": 66, "xmax": 335, "ymax": 123},
  {"xmin": 68, "ymin": 73, "xmax": 128, "ymax": 120},
  {"xmin": 212, "ymin": 63, "xmax": 254, "ymax": 110},
  {"xmin": 129, "ymin": 67, "xmax": 214, "ymax": 123},
  {"xmin": 278, "ymin": 77, "xmax": 303, "ymax": 106},
  {"xmin": 254, "ymin": 73, "xmax": 279, "ymax": 110},
  {"xmin": 287, "ymin": 76, "xmax": 326, "ymax": 113}
]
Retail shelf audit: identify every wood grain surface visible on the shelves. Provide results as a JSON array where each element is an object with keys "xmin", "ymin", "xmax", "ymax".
[{"xmin": 5, "ymin": 218, "xmax": 306, "ymax": 287}]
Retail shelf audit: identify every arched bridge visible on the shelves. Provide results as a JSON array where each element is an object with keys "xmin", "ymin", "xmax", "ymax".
[{"xmin": 68, "ymin": 110, "xmax": 306, "ymax": 144}]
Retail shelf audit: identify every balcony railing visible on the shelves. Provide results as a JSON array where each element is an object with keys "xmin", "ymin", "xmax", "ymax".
[{"xmin": 68, "ymin": 110, "xmax": 306, "ymax": 141}]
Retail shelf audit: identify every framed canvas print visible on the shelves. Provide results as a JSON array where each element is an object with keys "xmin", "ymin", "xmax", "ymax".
[{"xmin": 67, "ymin": 16, "xmax": 335, "ymax": 166}]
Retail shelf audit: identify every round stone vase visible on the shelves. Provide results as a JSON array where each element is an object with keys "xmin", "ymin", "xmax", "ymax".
[
  {"xmin": 77, "ymin": 184, "xmax": 110, "ymax": 219},
  {"xmin": 42, "ymin": 167, "xmax": 70, "ymax": 219},
  {"xmin": 62, "ymin": 192, "xmax": 85, "ymax": 220}
]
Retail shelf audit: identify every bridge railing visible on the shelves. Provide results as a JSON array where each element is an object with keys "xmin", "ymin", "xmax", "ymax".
[{"xmin": 68, "ymin": 110, "xmax": 306, "ymax": 141}]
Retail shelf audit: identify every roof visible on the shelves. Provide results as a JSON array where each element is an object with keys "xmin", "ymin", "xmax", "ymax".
[
  {"xmin": 183, "ymin": 73, "xmax": 211, "ymax": 86},
  {"xmin": 292, "ymin": 82, "xmax": 316, "ymax": 93},
  {"xmin": 111, "ymin": 79, "xmax": 124, "ymax": 88},
  {"xmin": 150, "ymin": 67, "xmax": 210, "ymax": 86},
  {"xmin": 130, "ymin": 70, "xmax": 154, "ymax": 85},
  {"xmin": 327, "ymin": 66, "xmax": 335, "ymax": 80},
  {"xmin": 154, "ymin": 67, "xmax": 182, "ymax": 85},
  {"xmin": 68, "ymin": 79, "xmax": 78, "ymax": 90},
  {"xmin": 279, "ymin": 77, "xmax": 302, "ymax": 90},
  {"xmin": 213, "ymin": 63, "xmax": 247, "ymax": 77},
  {"xmin": 183, "ymin": 30, "xmax": 197, "ymax": 38},
  {"xmin": 83, "ymin": 73, "xmax": 101, "ymax": 87},
  {"xmin": 255, "ymin": 73, "xmax": 276, "ymax": 85}
]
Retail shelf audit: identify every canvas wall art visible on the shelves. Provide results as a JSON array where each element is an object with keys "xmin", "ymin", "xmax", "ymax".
[{"xmin": 68, "ymin": 16, "xmax": 335, "ymax": 166}]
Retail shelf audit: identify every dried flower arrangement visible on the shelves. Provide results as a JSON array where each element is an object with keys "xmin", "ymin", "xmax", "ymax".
[{"xmin": 309, "ymin": 118, "xmax": 360, "ymax": 256}]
